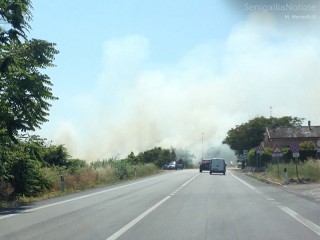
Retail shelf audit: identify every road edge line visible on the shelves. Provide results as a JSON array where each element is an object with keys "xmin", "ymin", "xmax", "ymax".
[{"xmin": 278, "ymin": 206, "xmax": 320, "ymax": 236}]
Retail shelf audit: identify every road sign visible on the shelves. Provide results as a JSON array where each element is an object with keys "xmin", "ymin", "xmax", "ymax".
[
  {"xmin": 256, "ymin": 144, "xmax": 264, "ymax": 154},
  {"xmin": 293, "ymin": 152, "xmax": 300, "ymax": 158},
  {"xmin": 273, "ymin": 144, "xmax": 282, "ymax": 153},
  {"xmin": 243, "ymin": 150, "xmax": 248, "ymax": 159},
  {"xmin": 272, "ymin": 144, "xmax": 282, "ymax": 157},
  {"xmin": 290, "ymin": 143, "xmax": 299, "ymax": 153}
]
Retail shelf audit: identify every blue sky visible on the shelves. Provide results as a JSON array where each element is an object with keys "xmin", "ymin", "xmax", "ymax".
[{"xmin": 29, "ymin": 1, "xmax": 320, "ymax": 161}]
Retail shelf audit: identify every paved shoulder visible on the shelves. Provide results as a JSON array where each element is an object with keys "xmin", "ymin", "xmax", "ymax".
[{"xmin": 283, "ymin": 183, "xmax": 320, "ymax": 202}]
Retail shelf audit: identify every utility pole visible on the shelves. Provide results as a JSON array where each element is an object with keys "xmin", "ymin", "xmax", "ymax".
[{"xmin": 202, "ymin": 132, "xmax": 205, "ymax": 160}]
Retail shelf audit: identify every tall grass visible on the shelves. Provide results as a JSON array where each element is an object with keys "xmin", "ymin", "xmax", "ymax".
[
  {"xmin": 39, "ymin": 163, "xmax": 159, "ymax": 197},
  {"xmin": 1, "ymin": 162, "xmax": 159, "ymax": 205},
  {"xmin": 267, "ymin": 160, "xmax": 320, "ymax": 183}
]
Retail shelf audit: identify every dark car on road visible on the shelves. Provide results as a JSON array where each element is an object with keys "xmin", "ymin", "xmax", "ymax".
[
  {"xmin": 199, "ymin": 159, "xmax": 211, "ymax": 172},
  {"xmin": 163, "ymin": 161, "xmax": 184, "ymax": 170}
]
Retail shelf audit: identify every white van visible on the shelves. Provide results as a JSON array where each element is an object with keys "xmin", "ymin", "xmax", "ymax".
[{"xmin": 209, "ymin": 158, "xmax": 226, "ymax": 175}]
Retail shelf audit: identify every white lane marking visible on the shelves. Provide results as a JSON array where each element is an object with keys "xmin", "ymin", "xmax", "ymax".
[
  {"xmin": 231, "ymin": 174, "xmax": 257, "ymax": 191},
  {"xmin": 106, "ymin": 174, "xmax": 199, "ymax": 240},
  {"xmin": 0, "ymin": 174, "xmax": 174, "ymax": 219},
  {"xmin": 279, "ymin": 206, "xmax": 320, "ymax": 236},
  {"xmin": 267, "ymin": 198, "xmax": 275, "ymax": 201},
  {"xmin": 0, "ymin": 214, "xmax": 18, "ymax": 220},
  {"xmin": 231, "ymin": 173, "xmax": 320, "ymax": 236},
  {"xmin": 106, "ymin": 196, "xmax": 171, "ymax": 240}
]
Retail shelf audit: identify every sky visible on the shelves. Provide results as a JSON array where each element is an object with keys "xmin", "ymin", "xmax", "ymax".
[{"xmin": 29, "ymin": 0, "xmax": 320, "ymax": 162}]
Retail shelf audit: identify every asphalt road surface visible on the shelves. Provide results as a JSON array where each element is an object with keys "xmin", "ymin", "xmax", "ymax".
[{"xmin": 1, "ymin": 169, "xmax": 319, "ymax": 240}]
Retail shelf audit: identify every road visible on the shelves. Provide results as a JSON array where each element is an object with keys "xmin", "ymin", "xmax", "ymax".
[{"xmin": 0, "ymin": 169, "xmax": 319, "ymax": 240}]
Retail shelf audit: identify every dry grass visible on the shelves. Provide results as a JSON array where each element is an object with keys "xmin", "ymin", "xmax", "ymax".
[
  {"xmin": 250, "ymin": 160, "xmax": 320, "ymax": 184},
  {"xmin": 1, "ymin": 163, "xmax": 159, "ymax": 206},
  {"xmin": 39, "ymin": 163, "xmax": 158, "ymax": 197}
]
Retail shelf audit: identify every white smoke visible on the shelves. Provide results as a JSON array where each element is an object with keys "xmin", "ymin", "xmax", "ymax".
[{"xmin": 43, "ymin": 13, "xmax": 320, "ymax": 162}]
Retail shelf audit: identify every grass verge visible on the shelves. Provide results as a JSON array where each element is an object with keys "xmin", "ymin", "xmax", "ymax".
[
  {"xmin": 243, "ymin": 160, "xmax": 320, "ymax": 185},
  {"xmin": 1, "ymin": 163, "xmax": 159, "ymax": 208}
]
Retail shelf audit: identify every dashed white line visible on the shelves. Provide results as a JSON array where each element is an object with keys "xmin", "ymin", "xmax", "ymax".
[
  {"xmin": 106, "ymin": 173, "xmax": 199, "ymax": 240},
  {"xmin": 106, "ymin": 196, "xmax": 171, "ymax": 240},
  {"xmin": 232, "ymin": 173, "xmax": 320, "ymax": 237}
]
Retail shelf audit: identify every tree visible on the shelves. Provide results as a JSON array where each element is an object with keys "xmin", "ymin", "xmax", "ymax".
[
  {"xmin": 2, "ymin": 135, "xmax": 52, "ymax": 196},
  {"xmin": 0, "ymin": 0, "xmax": 58, "ymax": 142},
  {"xmin": 9, "ymin": 153, "xmax": 51, "ymax": 196},
  {"xmin": 299, "ymin": 141, "xmax": 317, "ymax": 161},
  {"xmin": 43, "ymin": 145, "xmax": 69, "ymax": 166},
  {"xmin": 0, "ymin": 1, "xmax": 58, "ymax": 197},
  {"xmin": 223, "ymin": 116, "xmax": 304, "ymax": 156}
]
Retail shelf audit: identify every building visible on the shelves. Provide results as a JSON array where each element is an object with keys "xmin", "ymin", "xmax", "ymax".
[{"xmin": 263, "ymin": 121, "xmax": 320, "ymax": 149}]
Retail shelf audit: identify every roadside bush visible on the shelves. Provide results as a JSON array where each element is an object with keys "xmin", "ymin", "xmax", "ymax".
[
  {"xmin": 134, "ymin": 163, "xmax": 158, "ymax": 177},
  {"xmin": 113, "ymin": 160, "xmax": 129, "ymax": 180},
  {"xmin": 66, "ymin": 158, "xmax": 88, "ymax": 174},
  {"xmin": 248, "ymin": 148, "xmax": 272, "ymax": 167},
  {"xmin": 10, "ymin": 157, "xmax": 52, "ymax": 197},
  {"xmin": 94, "ymin": 166, "xmax": 117, "ymax": 184},
  {"xmin": 0, "ymin": 180, "xmax": 14, "ymax": 200},
  {"xmin": 299, "ymin": 150, "xmax": 317, "ymax": 162},
  {"xmin": 64, "ymin": 169, "xmax": 97, "ymax": 191}
]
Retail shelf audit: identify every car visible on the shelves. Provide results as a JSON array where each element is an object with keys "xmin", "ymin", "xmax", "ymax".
[
  {"xmin": 167, "ymin": 161, "xmax": 176, "ymax": 170},
  {"xmin": 163, "ymin": 161, "xmax": 184, "ymax": 170},
  {"xmin": 209, "ymin": 158, "xmax": 226, "ymax": 175},
  {"xmin": 199, "ymin": 159, "xmax": 211, "ymax": 172}
]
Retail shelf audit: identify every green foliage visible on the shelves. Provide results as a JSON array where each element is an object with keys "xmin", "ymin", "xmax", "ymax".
[
  {"xmin": 0, "ymin": 0, "xmax": 58, "ymax": 142},
  {"xmin": 0, "ymin": 0, "xmax": 31, "ymax": 44},
  {"xmin": 223, "ymin": 116, "xmax": 304, "ymax": 156},
  {"xmin": 112, "ymin": 160, "xmax": 129, "ymax": 180},
  {"xmin": 299, "ymin": 141, "xmax": 316, "ymax": 150},
  {"xmin": 0, "ymin": 1, "xmax": 58, "ymax": 198},
  {"xmin": 141, "ymin": 147, "xmax": 161, "ymax": 164},
  {"xmin": 125, "ymin": 152, "xmax": 142, "ymax": 165},
  {"xmin": 126, "ymin": 147, "xmax": 177, "ymax": 167},
  {"xmin": 89, "ymin": 159, "xmax": 107, "ymax": 169},
  {"xmin": 9, "ymin": 154, "xmax": 52, "ymax": 196},
  {"xmin": 247, "ymin": 148, "xmax": 272, "ymax": 167},
  {"xmin": 0, "ymin": 131, "xmax": 188, "ymax": 200},
  {"xmin": 246, "ymin": 141, "xmax": 317, "ymax": 166},
  {"xmin": 65, "ymin": 159, "xmax": 88, "ymax": 174},
  {"xmin": 281, "ymin": 142, "xmax": 316, "ymax": 162},
  {"xmin": 43, "ymin": 145, "xmax": 69, "ymax": 166},
  {"xmin": 281, "ymin": 147, "xmax": 291, "ymax": 163},
  {"xmin": 299, "ymin": 150, "xmax": 317, "ymax": 162}
]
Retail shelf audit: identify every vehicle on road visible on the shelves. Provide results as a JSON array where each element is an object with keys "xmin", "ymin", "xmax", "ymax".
[
  {"xmin": 163, "ymin": 161, "xmax": 184, "ymax": 170},
  {"xmin": 199, "ymin": 159, "xmax": 211, "ymax": 172},
  {"xmin": 209, "ymin": 158, "xmax": 226, "ymax": 175}
]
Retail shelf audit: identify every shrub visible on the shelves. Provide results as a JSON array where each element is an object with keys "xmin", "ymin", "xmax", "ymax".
[
  {"xmin": 10, "ymin": 157, "xmax": 52, "ymax": 197},
  {"xmin": 0, "ymin": 180, "xmax": 14, "ymax": 200}
]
